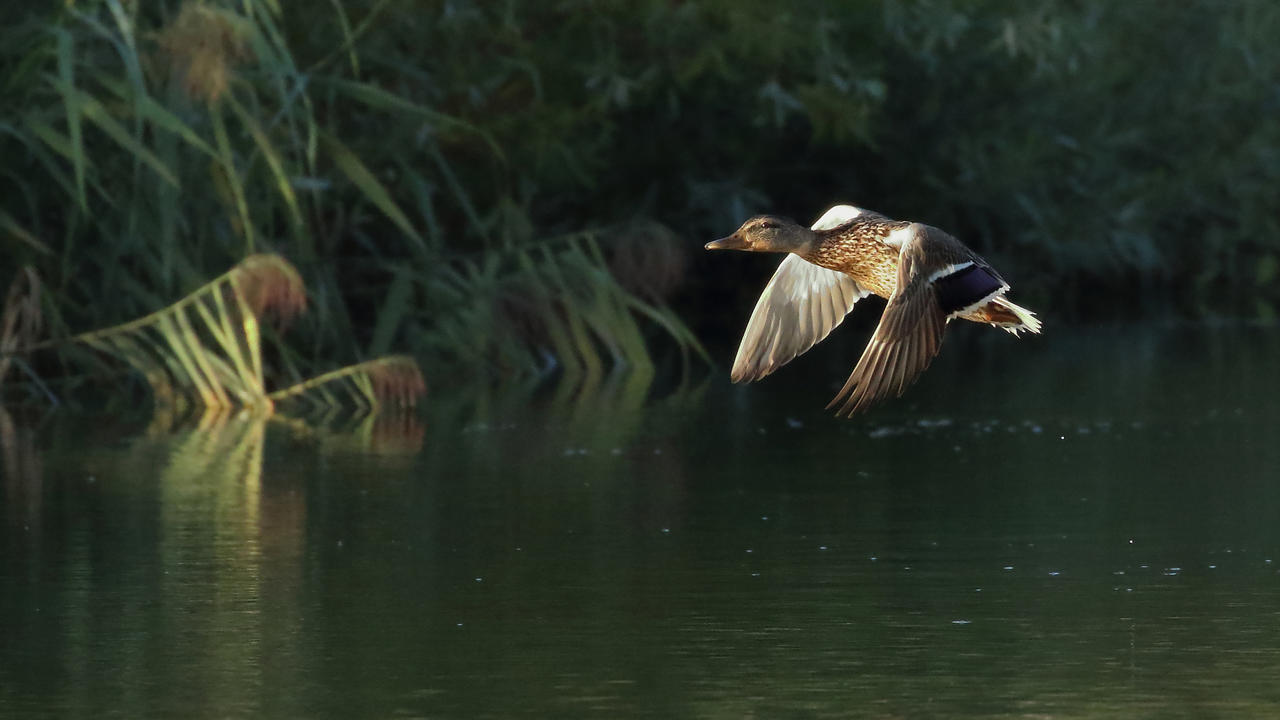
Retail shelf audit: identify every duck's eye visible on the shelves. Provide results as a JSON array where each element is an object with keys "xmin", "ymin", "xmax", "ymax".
[{"xmin": 758, "ymin": 220, "xmax": 779, "ymax": 230}]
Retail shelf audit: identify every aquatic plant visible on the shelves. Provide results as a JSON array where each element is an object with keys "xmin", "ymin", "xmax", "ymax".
[
  {"xmin": 0, "ymin": 0, "xmax": 709, "ymax": 389},
  {"xmin": 13, "ymin": 254, "xmax": 425, "ymax": 413},
  {"xmin": 64, "ymin": 254, "xmax": 304, "ymax": 409},
  {"xmin": 268, "ymin": 355, "xmax": 426, "ymax": 412},
  {"xmin": 2, "ymin": 0, "xmax": 1277, "ymax": 397}
]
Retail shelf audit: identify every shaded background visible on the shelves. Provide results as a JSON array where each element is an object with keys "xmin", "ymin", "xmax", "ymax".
[
  {"xmin": 2, "ymin": 0, "xmax": 1279, "ymax": 390},
  {"xmin": 5, "ymin": 5, "xmax": 1280, "ymax": 716}
]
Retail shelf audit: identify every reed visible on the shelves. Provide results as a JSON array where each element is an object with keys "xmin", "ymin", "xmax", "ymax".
[
  {"xmin": 268, "ymin": 355, "xmax": 426, "ymax": 412},
  {"xmin": 2, "ymin": 0, "xmax": 1277, "ymax": 400},
  {"xmin": 0, "ymin": 0, "xmax": 712, "ymax": 389},
  {"xmin": 60, "ymin": 253, "xmax": 302, "ymax": 410},
  {"xmin": 10, "ymin": 253, "xmax": 425, "ymax": 413}
]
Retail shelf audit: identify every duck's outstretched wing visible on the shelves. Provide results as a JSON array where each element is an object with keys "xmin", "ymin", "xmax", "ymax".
[
  {"xmin": 731, "ymin": 254, "xmax": 870, "ymax": 383},
  {"xmin": 827, "ymin": 223, "xmax": 1006, "ymax": 416}
]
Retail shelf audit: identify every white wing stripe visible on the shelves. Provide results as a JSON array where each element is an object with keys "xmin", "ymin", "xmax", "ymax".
[{"xmin": 927, "ymin": 261, "xmax": 975, "ymax": 282}]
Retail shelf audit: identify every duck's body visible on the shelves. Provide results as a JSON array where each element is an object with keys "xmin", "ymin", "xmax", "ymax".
[
  {"xmin": 799, "ymin": 209, "xmax": 1033, "ymax": 329},
  {"xmin": 706, "ymin": 205, "xmax": 1041, "ymax": 416}
]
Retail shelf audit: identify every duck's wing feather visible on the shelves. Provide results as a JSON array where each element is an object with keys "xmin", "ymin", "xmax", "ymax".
[
  {"xmin": 827, "ymin": 223, "xmax": 976, "ymax": 416},
  {"xmin": 731, "ymin": 254, "xmax": 870, "ymax": 383}
]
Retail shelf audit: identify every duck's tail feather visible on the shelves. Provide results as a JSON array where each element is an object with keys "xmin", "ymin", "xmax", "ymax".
[{"xmin": 992, "ymin": 297, "xmax": 1041, "ymax": 336}]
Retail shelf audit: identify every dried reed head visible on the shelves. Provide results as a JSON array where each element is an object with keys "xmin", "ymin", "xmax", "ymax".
[
  {"xmin": 155, "ymin": 2, "xmax": 251, "ymax": 105},
  {"xmin": 366, "ymin": 355, "xmax": 427, "ymax": 408},
  {"xmin": 231, "ymin": 254, "xmax": 307, "ymax": 324},
  {"xmin": 607, "ymin": 222, "xmax": 689, "ymax": 303}
]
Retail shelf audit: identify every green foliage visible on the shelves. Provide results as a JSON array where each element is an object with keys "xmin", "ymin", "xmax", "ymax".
[
  {"xmin": 869, "ymin": 0, "xmax": 1280, "ymax": 316},
  {"xmin": 2, "ymin": 0, "xmax": 1277, "ymax": 400},
  {"xmin": 0, "ymin": 0, "xmax": 707, "ymax": 391}
]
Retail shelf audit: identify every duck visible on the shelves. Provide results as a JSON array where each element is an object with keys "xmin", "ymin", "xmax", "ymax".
[{"xmin": 706, "ymin": 204, "xmax": 1041, "ymax": 416}]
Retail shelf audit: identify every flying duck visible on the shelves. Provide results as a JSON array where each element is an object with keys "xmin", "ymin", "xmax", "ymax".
[{"xmin": 706, "ymin": 205, "xmax": 1041, "ymax": 416}]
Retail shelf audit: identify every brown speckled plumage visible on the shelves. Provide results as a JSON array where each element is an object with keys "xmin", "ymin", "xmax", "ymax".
[
  {"xmin": 705, "ymin": 205, "xmax": 1042, "ymax": 415},
  {"xmin": 803, "ymin": 212, "xmax": 905, "ymax": 298}
]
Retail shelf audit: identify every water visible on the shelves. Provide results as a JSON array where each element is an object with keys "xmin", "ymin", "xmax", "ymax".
[{"xmin": 2, "ymin": 323, "xmax": 1279, "ymax": 718}]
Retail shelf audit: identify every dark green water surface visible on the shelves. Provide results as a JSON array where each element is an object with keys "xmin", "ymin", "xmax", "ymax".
[{"xmin": 3, "ymin": 324, "xmax": 1279, "ymax": 718}]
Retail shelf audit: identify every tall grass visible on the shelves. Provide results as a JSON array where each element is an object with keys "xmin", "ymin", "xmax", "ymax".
[
  {"xmin": 12, "ymin": 252, "xmax": 425, "ymax": 415},
  {"xmin": 0, "ymin": 0, "xmax": 708, "ymax": 402},
  {"xmin": 2, "ymin": 0, "xmax": 1277, "ymax": 406}
]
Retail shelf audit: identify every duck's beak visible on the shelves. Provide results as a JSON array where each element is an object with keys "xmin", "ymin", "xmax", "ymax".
[{"xmin": 705, "ymin": 233, "xmax": 749, "ymax": 251}]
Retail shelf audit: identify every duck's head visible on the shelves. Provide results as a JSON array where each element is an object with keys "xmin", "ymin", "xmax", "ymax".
[{"xmin": 705, "ymin": 215, "xmax": 814, "ymax": 254}]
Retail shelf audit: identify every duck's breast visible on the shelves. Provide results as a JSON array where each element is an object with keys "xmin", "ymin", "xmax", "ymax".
[{"xmin": 807, "ymin": 232, "xmax": 899, "ymax": 298}]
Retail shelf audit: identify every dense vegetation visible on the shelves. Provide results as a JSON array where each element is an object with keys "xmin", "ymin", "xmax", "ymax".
[{"xmin": 3, "ymin": 0, "xmax": 1278, "ymax": 396}]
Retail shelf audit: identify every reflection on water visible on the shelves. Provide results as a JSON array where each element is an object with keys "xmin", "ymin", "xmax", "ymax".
[{"xmin": 2, "ymin": 324, "xmax": 1279, "ymax": 718}]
